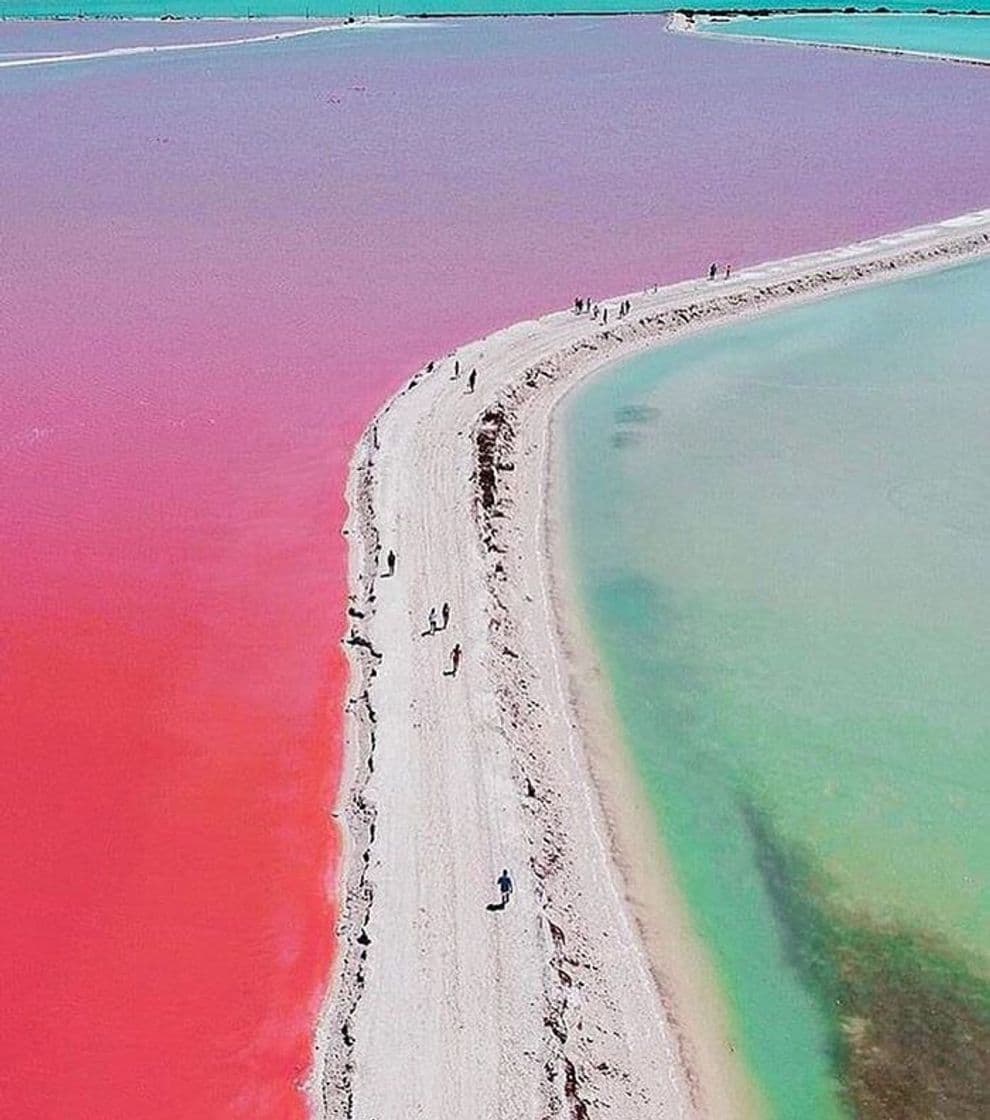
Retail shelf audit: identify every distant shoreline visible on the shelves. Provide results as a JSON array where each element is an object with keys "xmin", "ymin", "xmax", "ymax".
[
  {"xmin": 0, "ymin": 17, "xmax": 427, "ymax": 70},
  {"xmin": 0, "ymin": 21, "xmax": 346, "ymax": 68},
  {"xmin": 677, "ymin": 7, "xmax": 988, "ymax": 17},
  {"xmin": 673, "ymin": 9, "xmax": 990, "ymax": 67},
  {"xmin": 3, "ymin": 7, "xmax": 988, "ymax": 25}
]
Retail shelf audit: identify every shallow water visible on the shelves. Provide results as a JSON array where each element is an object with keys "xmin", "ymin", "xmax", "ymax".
[
  {"xmin": 564, "ymin": 258, "xmax": 990, "ymax": 1118},
  {"xmin": 701, "ymin": 13, "xmax": 990, "ymax": 63}
]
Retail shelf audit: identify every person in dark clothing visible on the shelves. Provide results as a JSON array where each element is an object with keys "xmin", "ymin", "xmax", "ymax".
[
  {"xmin": 441, "ymin": 602, "xmax": 450, "ymax": 630},
  {"xmin": 467, "ymin": 368, "xmax": 477, "ymax": 394},
  {"xmin": 444, "ymin": 642, "xmax": 462, "ymax": 677},
  {"xmin": 708, "ymin": 262, "xmax": 718, "ymax": 281},
  {"xmin": 384, "ymin": 549, "xmax": 396, "ymax": 577},
  {"xmin": 497, "ymin": 869, "xmax": 513, "ymax": 907}
]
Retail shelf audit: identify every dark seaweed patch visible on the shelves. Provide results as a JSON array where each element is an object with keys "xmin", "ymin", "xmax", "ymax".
[{"xmin": 742, "ymin": 802, "xmax": 990, "ymax": 1119}]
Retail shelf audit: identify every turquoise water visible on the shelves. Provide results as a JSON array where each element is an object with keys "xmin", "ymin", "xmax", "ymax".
[
  {"xmin": 701, "ymin": 13, "xmax": 990, "ymax": 62},
  {"xmin": 564, "ymin": 259, "xmax": 990, "ymax": 1118},
  {"xmin": 1, "ymin": 3, "xmax": 987, "ymax": 21}
]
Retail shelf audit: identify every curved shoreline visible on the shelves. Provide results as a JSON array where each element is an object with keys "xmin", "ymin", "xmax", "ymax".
[
  {"xmin": 671, "ymin": 11, "xmax": 990, "ymax": 68},
  {"xmin": 312, "ymin": 208, "xmax": 990, "ymax": 1119},
  {"xmin": 0, "ymin": 18, "xmax": 412, "ymax": 70}
]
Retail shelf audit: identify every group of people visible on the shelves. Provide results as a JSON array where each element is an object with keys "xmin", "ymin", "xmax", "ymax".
[
  {"xmin": 573, "ymin": 295, "xmax": 637, "ymax": 325},
  {"xmin": 573, "ymin": 264, "xmax": 735, "ymax": 331},
  {"xmin": 414, "ymin": 580, "xmax": 504, "ymax": 903},
  {"xmin": 450, "ymin": 357, "xmax": 478, "ymax": 393},
  {"xmin": 378, "ymin": 510, "xmax": 511, "ymax": 911},
  {"xmin": 423, "ymin": 602, "xmax": 451, "ymax": 635},
  {"xmin": 421, "ymin": 601, "xmax": 460, "ymax": 674}
]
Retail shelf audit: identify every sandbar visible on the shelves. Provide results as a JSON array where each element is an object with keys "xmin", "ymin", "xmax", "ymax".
[{"xmin": 313, "ymin": 208, "xmax": 990, "ymax": 1119}]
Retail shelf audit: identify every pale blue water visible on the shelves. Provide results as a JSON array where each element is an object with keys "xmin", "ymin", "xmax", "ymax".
[
  {"xmin": 701, "ymin": 13, "xmax": 990, "ymax": 62},
  {"xmin": 2, "ymin": 3, "xmax": 987, "ymax": 22},
  {"xmin": 563, "ymin": 257, "xmax": 990, "ymax": 1117}
]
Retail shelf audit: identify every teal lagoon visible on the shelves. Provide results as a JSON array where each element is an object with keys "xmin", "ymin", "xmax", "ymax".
[
  {"xmin": 699, "ymin": 13, "xmax": 990, "ymax": 63},
  {"xmin": 563, "ymin": 259, "xmax": 990, "ymax": 1118}
]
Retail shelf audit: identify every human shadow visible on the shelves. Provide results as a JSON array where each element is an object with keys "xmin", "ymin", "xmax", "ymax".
[{"xmin": 486, "ymin": 901, "xmax": 506, "ymax": 912}]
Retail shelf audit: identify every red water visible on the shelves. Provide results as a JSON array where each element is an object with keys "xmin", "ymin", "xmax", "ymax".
[{"xmin": 1, "ymin": 17, "xmax": 987, "ymax": 1119}]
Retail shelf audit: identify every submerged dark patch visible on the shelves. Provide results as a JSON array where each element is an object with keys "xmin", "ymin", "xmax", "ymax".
[{"xmin": 743, "ymin": 803, "xmax": 990, "ymax": 1119}]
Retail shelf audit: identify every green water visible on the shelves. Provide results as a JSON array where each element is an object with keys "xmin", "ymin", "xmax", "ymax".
[
  {"xmin": 1, "ymin": 3, "xmax": 987, "ymax": 22},
  {"xmin": 701, "ymin": 13, "xmax": 990, "ymax": 62},
  {"xmin": 564, "ymin": 259, "xmax": 990, "ymax": 1118}
]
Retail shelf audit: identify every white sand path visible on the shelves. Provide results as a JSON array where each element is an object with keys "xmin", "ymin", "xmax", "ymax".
[
  {"xmin": 0, "ymin": 20, "xmax": 411, "ymax": 72},
  {"xmin": 313, "ymin": 208, "xmax": 990, "ymax": 1120}
]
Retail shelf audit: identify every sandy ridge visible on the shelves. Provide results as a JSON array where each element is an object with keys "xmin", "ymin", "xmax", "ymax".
[
  {"xmin": 670, "ymin": 11, "xmax": 990, "ymax": 69},
  {"xmin": 311, "ymin": 208, "xmax": 990, "ymax": 1120},
  {"xmin": 0, "ymin": 19, "xmax": 412, "ymax": 71}
]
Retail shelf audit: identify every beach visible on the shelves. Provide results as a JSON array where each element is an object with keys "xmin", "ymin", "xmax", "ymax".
[{"xmin": 319, "ymin": 209, "xmax": 990, "ymax": 1117}]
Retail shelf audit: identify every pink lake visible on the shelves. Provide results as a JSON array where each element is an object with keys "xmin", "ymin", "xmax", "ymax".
[{"xmin": 0, "ymin": 16, "xmax": 987, "ymax": 1119}]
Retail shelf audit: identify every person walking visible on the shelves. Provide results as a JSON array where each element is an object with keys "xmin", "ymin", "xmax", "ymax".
[
  {"xmin": 724, "ymin": 263, "xmax": 732, "ymax": 280},
  {"xmin": 467, "ymin": 368, "xmax": 477, "ymax": 394},
  {"xmin": 426, "ymin": 607, "xmax": 437, "ymax": 635},
  {"xmin": 497, "ymin": 869, "xmax": 513, "ymax": 907},
  {"xmin": 444, "ymin": 642, "xmax": 462, "ymax": 677},
  {"xmin": 709, "ymin": 261, "xmax": 718, "ymax": 281},
  {"xmin": 384, "ymin": 549, "xmax": 396, "ymax": 577},
  {"xmin": 441, "ymin": 602, "xmax": 450, "ymax": 630}
]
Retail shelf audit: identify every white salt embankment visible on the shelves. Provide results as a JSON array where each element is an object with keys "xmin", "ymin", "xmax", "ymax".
[{"xmin": 312, "ymin": 208, "xmax": 990, "ymax": 1120}]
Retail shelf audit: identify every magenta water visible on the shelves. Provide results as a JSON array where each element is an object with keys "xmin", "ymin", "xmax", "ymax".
[{"xmin": 1, "ymin": 16, "xmax": 987, "ymax": 1119}]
